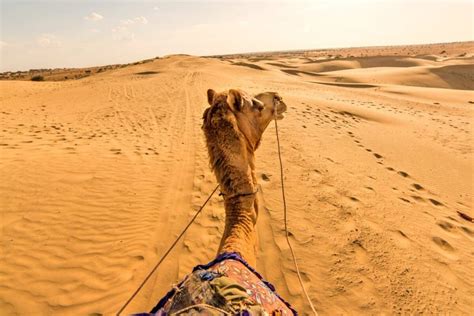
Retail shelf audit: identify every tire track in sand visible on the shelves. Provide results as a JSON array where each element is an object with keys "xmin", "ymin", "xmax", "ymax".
[{"xmin": 130, "ymin": 71, "xmax": 199, "ymax": 313}]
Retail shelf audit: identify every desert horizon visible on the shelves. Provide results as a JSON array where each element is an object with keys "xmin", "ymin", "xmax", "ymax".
[{"xmin": 1, "ymin": 40, "xmax": 472, "ymax": 78}]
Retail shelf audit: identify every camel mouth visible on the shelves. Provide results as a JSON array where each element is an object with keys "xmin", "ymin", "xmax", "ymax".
[
  {"xmin": 275, "ymin": 113, "xmax": 285, "ymax": 120},
  {"xmin": 275, "ymin": 101, "xmax": 287, "ymax": 120}
]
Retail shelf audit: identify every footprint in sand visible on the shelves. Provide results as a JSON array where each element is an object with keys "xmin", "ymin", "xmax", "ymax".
[
  {"xmin": 456, "ymin": 210, "xmax": 473, "ymax": 223},
  {"xmin": 390, "ymin": 230, "xmax": 411, "ymax": 248},
  {"xmin": 412, "ymin": 183, "xmax": 424, "ymax": 190},
  {"xmin": 428, "ymin": 198, "xmax": 444, "ymax": 207},
  {"xmin": 432, "ymin": 236, "xmax": 455, "ymax": 252},
  {"xmin": 410, "ymin": 195, "xmax": 425, "ymax": 203},
  {"xmin": 437, "ymin": 220, "xmax": 458, "ymax": 234},
  {"xmin": 373, "ymin": 153, "xmax": 383, "ymax": 159},
  {"xmin": 398, "ymin": 171, "xmax": 410, "ymax": 178},
  {"xmin": 399, "ymin": 197, "xmax": 411, "ymax": 203},
  {"xmin": 460, "ymin": 226, "xmax": 473, "ymax": 238}
]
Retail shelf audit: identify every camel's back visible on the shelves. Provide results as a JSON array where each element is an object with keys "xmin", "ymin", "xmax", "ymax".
[{"xmin": 144, "ymin": 252, "xmax": 296, "ymax": 315}]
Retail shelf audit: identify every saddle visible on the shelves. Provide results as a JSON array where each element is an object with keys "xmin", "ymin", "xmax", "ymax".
[{"xmin": 141, "ymin": 253, "xmax": 296, "ymax": 315}]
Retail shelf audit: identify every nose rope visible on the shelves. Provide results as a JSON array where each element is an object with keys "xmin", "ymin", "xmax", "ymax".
[{"xmin": 273, "ymin": 101, "xmax": 318, "ymax": 316}]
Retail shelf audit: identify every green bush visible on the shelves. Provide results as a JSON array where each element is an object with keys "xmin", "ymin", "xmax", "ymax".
[{"xmin": 31, "ymin": 75, "xmax": 44, "ymax": 81}]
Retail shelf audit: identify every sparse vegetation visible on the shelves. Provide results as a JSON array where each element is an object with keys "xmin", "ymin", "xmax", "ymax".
[
  {"xmin": 31, "ymin": 75, "xmax": 44, "ymax": 81},
  {"xmin": 135, "ymin": 71, "xmax": 159, "ymax": 75}
]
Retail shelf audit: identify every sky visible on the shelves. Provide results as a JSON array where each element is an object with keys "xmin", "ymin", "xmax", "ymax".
[{"xmin": 0, "ymin": 0, "xmax": 472, "ymax": 71}]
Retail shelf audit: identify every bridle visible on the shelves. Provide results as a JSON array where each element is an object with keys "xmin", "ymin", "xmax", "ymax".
[
  {"xmin": 219, "ymin": 98, "xmax": 280, "ymax": 201},
  {"xmin": 219, "ymin": 188, "xmax": 259, "ymax": 200},
  {"xmin": 273, "ymin": 98, "xmax": 281, "ymax": 118}
]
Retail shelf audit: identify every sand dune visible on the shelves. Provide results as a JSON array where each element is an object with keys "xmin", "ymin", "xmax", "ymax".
[
  {"xmin": 284, "ymin": 56, "xmax": 436, "ymax": 73},
  {"xmin": 309, "ymin": 64, "xmax": 474, "ymax": 90},
  {"xmin": 1, "ymin": 42, "xmax": 473, "ymax": 315}
]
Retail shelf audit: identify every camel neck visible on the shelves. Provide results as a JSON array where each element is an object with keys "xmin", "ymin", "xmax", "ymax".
[
  {"xmin": 219, "ymin": 194, "xmax": 258, "ymax": 266},
  {"xmin": 234, "ymin": 113, "xmax": 262, "ymax": 152}
]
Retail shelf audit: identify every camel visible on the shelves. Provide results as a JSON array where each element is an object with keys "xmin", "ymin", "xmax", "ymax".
[
  {"xmin": 147, "ymin": 89, "xmax": 294, "ymax": 315},
  {"xmin": 202, "ymin": 88, "xmax": 287, "ymax": 266}
]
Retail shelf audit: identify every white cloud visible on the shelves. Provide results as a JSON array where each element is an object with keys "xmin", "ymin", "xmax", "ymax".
[
  {"xmin": 36, "ymin": 34, "xmax": 61, "ymax": 48},
  {"xmin": 0, "ymin": 41, "xmax": 8, "ymax": 47},
  {"xmin": 120, "ymin": 19, "xmax": 134, "ymax": 25},
  {"xmin": 84, "ymin": 12, "xmax": 103, "ymax": 21},
  {"xmin": 112, "ymin": 26, "xmax": 128, "ymax": 33},
  {"xmin": 135, "ymin": 16, "xmax": 148, "ymax": 24},
  {"xmin": 120, "ymin": 16, "xmax": 148, "ymax": 25},
  {"xmin": 153, "ymin": 6, "xmax": 159, "ymax": 11}
]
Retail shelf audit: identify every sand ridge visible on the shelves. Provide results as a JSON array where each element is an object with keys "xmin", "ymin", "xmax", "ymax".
[{"xmin": 1, "ymin": 42, "xmax": 473, "ymax": 315}]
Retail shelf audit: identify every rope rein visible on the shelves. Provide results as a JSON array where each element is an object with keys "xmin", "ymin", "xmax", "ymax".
[
  {"xmin": 117, "ymin": 100, "xmax": 318, "ymax": 315},
  {"xmin": 116, "ymin": 185, "xmax": 220, "ymax": 315},
  {"xmin": 274, "ymin": 103, "xmax": 318, "ymax": 316}
]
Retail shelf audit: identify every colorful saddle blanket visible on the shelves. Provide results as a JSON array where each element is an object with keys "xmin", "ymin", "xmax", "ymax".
[{"xmin": 142, "ymin": 252, "xmax": 296, "ymax": 315}]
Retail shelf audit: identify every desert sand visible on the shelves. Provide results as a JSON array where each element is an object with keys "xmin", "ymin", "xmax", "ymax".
[{"xmin": 1, "ymin": 42, "xmax": 473, "ymax": 315}]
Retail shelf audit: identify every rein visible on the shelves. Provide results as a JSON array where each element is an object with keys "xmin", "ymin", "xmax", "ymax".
[{"xmin": 273, "ymin": 100, "xmax": 318, "ymax": 316}]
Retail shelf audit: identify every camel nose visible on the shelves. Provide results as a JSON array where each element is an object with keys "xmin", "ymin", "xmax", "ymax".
[{"xmin": 277, "ymin": 100, "xmax": 287, "ymax": 114}]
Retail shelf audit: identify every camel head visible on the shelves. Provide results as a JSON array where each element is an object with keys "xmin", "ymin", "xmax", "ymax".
[
  {"xmin": 254, "ymin": 91, "xmax": 287, "ymax": 123},
  {"xmin": 205, "ymin": 89, "xmax": 287, "ymax": 150}
]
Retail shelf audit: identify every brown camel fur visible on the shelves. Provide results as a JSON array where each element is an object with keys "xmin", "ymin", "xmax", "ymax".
[{"xmin": 202, "ymin": 88, "xmax": 287, "ymax": 266}]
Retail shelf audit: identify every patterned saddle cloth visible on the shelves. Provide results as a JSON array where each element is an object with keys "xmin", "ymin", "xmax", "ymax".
[{"xmin": 138, "ymin": 252, "xmax": 296, "ymax": 315}]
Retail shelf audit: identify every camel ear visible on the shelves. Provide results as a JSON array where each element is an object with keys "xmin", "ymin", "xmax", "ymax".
[
  {"xmin": 207, "ymin": 89, "xmax": 216, "ymax": 105},
  {"xmin": 252, "ymin": 98, "xmax": 264, "ymax": 110},
  {"xmin": 227, "ymin": 89, "xmax": 243, "ymax": 112}
]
